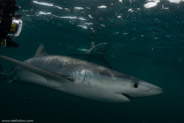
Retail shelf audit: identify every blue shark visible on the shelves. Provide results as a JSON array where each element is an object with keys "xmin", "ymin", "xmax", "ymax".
[{"xmin": 0, "ymin": 45, "xmax": 163, "ymax": 102}]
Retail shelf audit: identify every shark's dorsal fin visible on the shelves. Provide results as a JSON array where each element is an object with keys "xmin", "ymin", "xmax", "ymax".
[
  {"xmin": 35, "ymin": 44, "xmax": 47, "ymax": 57},
  {"xmin": 86, "ymin": 43, "xmax": 109, "ymax": 56}
]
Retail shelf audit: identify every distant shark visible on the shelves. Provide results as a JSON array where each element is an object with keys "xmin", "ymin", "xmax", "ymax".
[
  {"xmin": 72, "ymin": 42, "xmax": 112, "ymax": 68},
  {"xmin": 0, "ymin": 45, "xmax": 163, "ymax": 102}
]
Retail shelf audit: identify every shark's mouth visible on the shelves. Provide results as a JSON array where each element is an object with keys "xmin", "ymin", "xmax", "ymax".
[{"xmin": 121, "ymin": 93, "xmax": 132, "ymax": 100}]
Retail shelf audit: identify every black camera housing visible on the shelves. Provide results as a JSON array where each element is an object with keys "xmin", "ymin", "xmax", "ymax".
[{"xmin": 0, "ymin": 0, "xmax": 21, "ymax": 47}]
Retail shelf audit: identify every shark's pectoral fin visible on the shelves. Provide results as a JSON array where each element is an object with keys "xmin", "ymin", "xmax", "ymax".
[{"xmin": 0, "ymin": 55, "xmax": 73, "ymax": 83}]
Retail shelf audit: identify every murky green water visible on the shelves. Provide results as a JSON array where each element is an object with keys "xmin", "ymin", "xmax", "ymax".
[{"xmin": 0, "ymin": 0, "xmax": 184, "ymax": 123}]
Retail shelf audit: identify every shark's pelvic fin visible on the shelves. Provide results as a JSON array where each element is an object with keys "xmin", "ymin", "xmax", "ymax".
[
  {"xmin": 0, "ymin": 55, "xmax": 73, "ymax": 83},
  {"xmin": 35, "ymin": 44, "xmax": 48, "ymax": 57}
]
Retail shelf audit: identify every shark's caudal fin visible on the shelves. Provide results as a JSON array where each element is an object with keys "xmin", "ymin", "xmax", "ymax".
[
  {"xmin": 0, "ymin": 55, "xmax": 73, "ymax": 83},
  {"xmin": 34, "ymin": 44, "xmax": 48, "ymax": 57}
]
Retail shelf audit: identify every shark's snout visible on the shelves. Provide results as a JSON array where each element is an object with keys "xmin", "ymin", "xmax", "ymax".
[
  {"xmin": 148, "ymin": 86, "xmax": 163, "ymax": 95},
  {"xmin": 140, "ymin": 81, "xmax": 163, "ymax": 96}
]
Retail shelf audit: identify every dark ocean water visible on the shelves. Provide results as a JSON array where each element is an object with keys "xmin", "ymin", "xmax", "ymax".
[{"xmin": 0, "ymin": 0, "xmax": 184, "ymax": 123}]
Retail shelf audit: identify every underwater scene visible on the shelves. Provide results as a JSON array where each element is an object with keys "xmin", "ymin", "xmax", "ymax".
[{"xmin": 0, "ymin": 0, "xmax": 184, "ymax": 123}]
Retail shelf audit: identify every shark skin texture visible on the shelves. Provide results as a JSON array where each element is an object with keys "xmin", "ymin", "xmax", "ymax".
[{"xmin": 0, "ymin": 45, "xmax": 163, "ymax": 103}]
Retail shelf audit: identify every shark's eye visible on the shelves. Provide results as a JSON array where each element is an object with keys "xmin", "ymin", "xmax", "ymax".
[{"xmin": 133, "ymin": 83, "xmax": 138, "ymax": 88}]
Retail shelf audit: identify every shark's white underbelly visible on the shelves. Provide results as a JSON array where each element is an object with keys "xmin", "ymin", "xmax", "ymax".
[{"xmin": 13, "ymin": 68, "xmax": 119, "ymax": 102}]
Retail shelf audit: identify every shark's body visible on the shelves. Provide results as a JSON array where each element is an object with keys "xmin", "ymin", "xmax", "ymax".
[{"xmin": 0, "ymin": 45, "xmax": 162, "ymax": 102}]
